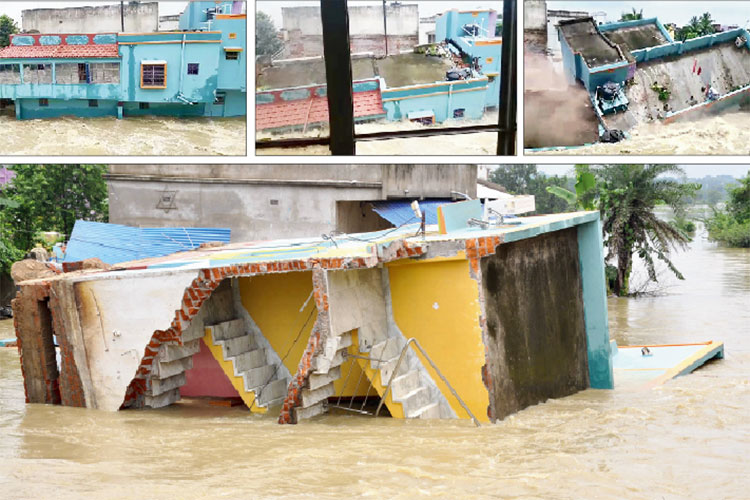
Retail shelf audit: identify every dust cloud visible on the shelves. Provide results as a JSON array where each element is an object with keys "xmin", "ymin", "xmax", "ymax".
[
  {"xmin": 0, "ymin": 116, "xmax": 246, "ymax": 156},
  {"xmin": 524, "ymin": 51, "xmax": 600, "ymax": 148}
]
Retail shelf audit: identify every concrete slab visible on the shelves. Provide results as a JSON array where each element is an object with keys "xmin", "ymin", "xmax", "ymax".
[
  {"xmin": 559, "ymin": 19, "xmax": 624, "ymax": 67},
  {"xmin": 613, "ymin": 341, "xmax": 724, "ymax": 390},
  {"xmin": 604, "ymin": 24, "xmax": 668, "ymax": 52}
]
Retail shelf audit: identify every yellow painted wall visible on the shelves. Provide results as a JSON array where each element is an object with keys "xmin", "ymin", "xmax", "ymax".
[
  {"xmin": 386, "ymin": 258, "xmax": 490, "ymax": 422},
  {"xmin": 238, "ymin": 274, "xmax": 374, "ymax": 398},
  {"xmin": 238, "ymin": 273, "xmax": 317, "ymax": 376}
]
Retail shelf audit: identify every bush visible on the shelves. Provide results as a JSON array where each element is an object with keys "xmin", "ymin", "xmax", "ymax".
[{"xmin": 706, "ymin": 212, "xmax": 750, "ymax": 247}]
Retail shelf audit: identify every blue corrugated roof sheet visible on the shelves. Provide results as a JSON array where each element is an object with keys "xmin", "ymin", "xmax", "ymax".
[
  {"xmin": 370, "ymin": 199, "xmax": 454, "ymax": 227},
  {"xmin": 64, "ymin": 220, "xmax": 231, "ymax": 265}
]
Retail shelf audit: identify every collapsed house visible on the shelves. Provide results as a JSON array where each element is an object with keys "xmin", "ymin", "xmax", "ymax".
[
  {"xmin": 256, "ymin": 9, "xmax": 502, "ymax": 132},
  {"xmin": 12, "ymin": 208, "xmax": 615, "ymax": 424},
  {"xmin": 0, "ymin": 1, "xmax": 246, "ymax": 120},
  {"xmin": 528, "ymin": 16, "xmax": 750, "ymax": 149}
]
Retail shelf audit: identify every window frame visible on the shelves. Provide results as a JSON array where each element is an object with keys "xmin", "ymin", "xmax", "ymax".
[
  {"xmin": 140, "ymin": 62, "xmax": 167, "ymax": 89},
  {"xmin": 187, "ymin": 63, "xmax": 200, "ymax": 75},
  {"xmin": 254, "ymin": 0, "xmax": 517, "ymax": 156},
  {"xmin": 225, "ymin": 51, "xmax": 240, "ymax": 61}
]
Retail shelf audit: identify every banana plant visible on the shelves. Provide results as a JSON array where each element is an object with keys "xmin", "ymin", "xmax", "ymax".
[{"xmin": 546, "ymin": 166, "xmax": 597, "ymax": 211}]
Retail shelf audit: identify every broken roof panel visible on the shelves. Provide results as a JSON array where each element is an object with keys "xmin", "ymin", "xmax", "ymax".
[
  {"xmin": 370, "ymin": 199, "xmax": 453, "ymax": 226},
  {"xmin": 64, "ymin": 220, "xmax": 231, "ymax": 265}
]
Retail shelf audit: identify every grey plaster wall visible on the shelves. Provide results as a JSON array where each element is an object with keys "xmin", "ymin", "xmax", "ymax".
[
  {"xmin": 22, "ymin": 2, "xmax": 158, "ymax": 34},
  {"xmin": 106, "ymin": 165, "xmax": 477, "ymax": 242},
  {"xmin": 481, "ymin": 228, "xmax": 589, "ymax": 421}
]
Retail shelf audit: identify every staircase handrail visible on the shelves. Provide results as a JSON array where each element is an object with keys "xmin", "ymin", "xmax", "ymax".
[{"xmin": 375, "ymin": 337, "xmax": 481, "ymax": 427}]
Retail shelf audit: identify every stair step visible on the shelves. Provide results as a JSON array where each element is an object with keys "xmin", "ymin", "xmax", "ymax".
[
  {"xmin": 154, "ymin": 356, "xmax": 193, "ymax": 379},
  {"xmin": 244, "ymin": 365, "xmax": 277, "ymax": 391},
  {"xmin": 209, "ymin": 318, "xmax": 246, "ymax": 341},
  {"xmin": 378, "ymin": 357, "xmax": 409, "ymax": 386},
  {"xmin": 390, "ymin": 371, "xmax": 421, "ymax": 400},
  {"xmin": 399, "ymin": 387, "xmax": 431, "ymax": 414},
  {"xmin": 312, "ymin": 350, "xmax": 345, "ymax": 373},
  {"xmin": 257, "ymin": 378, "xmax": 288, "ymax": 406},
  {"xmin": 150, "ymin": 372, "xmax": 186, "ymax": 396},
  {"xmin": 301, "ymin": 382, "xmax": 335, "ymax": 408},
  {"xmin": 337, "ymin": 331, "xmax": 353, "ymax": 350},
  {"xmin": 409, "ymin": 401, "xmax": 441, "ymax": 419},
  {"xmin": 160, "ymin": 339, "xmax": 201, "ymax": 363},
  {"xmin": 219, "ymin": 334, "xmax": 256, "ymax": 358},
  {"xmin": 144, "ymin": 387, "xmax": 181, "ymax": 409},
  {"xmin": 263, "ymin": 396, "xmax": 286, "ymax": 409},
  {"xmin": 309, "ymin": 365, "xmax": 341, "ymax": 391},
  {"xmin": 368, "ymin": 339, "xmax": 401, "ymax": 369},
  {"xmin": 233, "ymin": 348, "xmax": 266, "ymax": 373},
  {"xmin": 293, "ymin": 401, "xmax": 327, "ymax": 421}
]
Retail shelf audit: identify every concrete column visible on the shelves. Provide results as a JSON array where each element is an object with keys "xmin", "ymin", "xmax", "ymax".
[{"xmin": 577, "ymin": 215, "xmax": 614, "ymax": 389}]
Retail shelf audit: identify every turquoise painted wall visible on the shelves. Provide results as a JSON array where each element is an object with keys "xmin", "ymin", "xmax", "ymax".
[
  {"xmin": 0, "ymin": 59, "xmax": 121, "ymax": 100},
  {"xmin": 382, "ymin": 79, "xmax": 489, "ymax": 122},
  {"xmin": 118, "ymin": 33, "xmax": 221, "ymax": 104},
  {"xmin": 576, "ymin": 216, "xmax": 615, "ymax": 389},
  {"xmin": 213, "ymin": 17, "xmax": 246, "ymax": 91},
  {"xmin": 16, "ymin": 98, "xmax": 119, "ymax": 119}
]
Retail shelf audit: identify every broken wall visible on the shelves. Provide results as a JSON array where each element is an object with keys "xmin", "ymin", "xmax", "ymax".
[{"xmin": 480, "ymin": 228, "xmax": 589, "ymax": 420}]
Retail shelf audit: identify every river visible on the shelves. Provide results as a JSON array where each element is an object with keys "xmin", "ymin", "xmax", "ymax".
[
  {"xmin": 0, "ymin": 116, "xmax": 247, "ymax": 156},
  {"xmin": 0, "ymin": 227, "xmax": 748, "ymax": 499}
]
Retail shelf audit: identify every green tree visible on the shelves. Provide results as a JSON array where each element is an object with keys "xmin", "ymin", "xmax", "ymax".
[
  {"xmin": 546, "ymin": 164, "xmax": 597, "ymax": 210},
  {"xmin": 619, "ymin": 8, "xmax": 643, "ymax": 22},
  {"xmin": 256, "ymin": 11, "xmax": 283, "ymax": 57},
  {"xmin": 595, "ymin": 165, "xmax": 700, "ymax": 296},
  {"xmin": 706, "ymin": 172, "xmax": 750, "ymax": 247},
  {"xmin": 0, "ymin": 165, "xmax": 109, "ymax": 268},
  {"xmin": 677, "ymin": 12, "xmax": 715, "ymax": 40},
  {"xmin": 0, "ymin": 14, "xmax": 18, "ymax": 48},
  {"xmin": 489, "ymin": 165, "xmax": 571, "ymax": 214}
]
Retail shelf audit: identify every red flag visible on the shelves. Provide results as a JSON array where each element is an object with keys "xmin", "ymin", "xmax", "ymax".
[
  {"xmin": 692, "ymin": 59, "xmax": 697, "ymax": 73},
  {"xmin": 698, "ymin": 66, "xmax": 702, "ymax": 75}
]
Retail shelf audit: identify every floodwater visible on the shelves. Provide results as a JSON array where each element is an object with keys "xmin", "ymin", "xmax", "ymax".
[
  {"xmin": 1, "ymin": 228, "xmax": 749, "ymax": 499},
  {"xmin": 0, "ymin": 116, "xmax": 246, "ymax": 156},
  {"xmin": 531, "ymin": 111, "xmax": 750, "ymax": 155}
]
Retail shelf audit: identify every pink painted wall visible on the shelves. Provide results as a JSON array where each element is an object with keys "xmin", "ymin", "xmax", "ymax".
[{"xmin": 180, "ymin": 339, "xmax": 240, "ymax": 398}]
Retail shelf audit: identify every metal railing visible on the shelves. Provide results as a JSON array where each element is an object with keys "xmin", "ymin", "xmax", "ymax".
[{"xmin": 375, "ymin": 337, "xmax": 481, "ymax": 427}]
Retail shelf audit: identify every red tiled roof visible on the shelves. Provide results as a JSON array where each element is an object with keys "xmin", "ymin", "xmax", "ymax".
[
  {"xmin": 256, "ymin": 89, "xmax": 386, "ymax": 131},
  {"xmin": 0, "ymin": 44, "xmax": 119, "ymax": 59}
]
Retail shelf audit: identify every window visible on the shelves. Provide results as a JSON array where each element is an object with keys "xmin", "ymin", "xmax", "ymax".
[
  {"xmin": 88, "ymin": 99, "xmax": 98, "ymax": 108},
  {"xmin": 22, "ymin": 64, "xmax": 52, "ymax": 84},
  {"xmin": 0, "ymin": 64, "xmax": 21, "ymax": 84},
  {"xmin": 141, "ymin": 62, "xmax": 167, "ymax": 89},
  {"xmin": 225, "ymin": 51, "xmax": 239, "ymax": 60},
  {"xmin": 89, "ymin": 63, "xmax": 120, "ymax": 84},
  {"xmin": 229, "ymin": 33, "xmax": 237, "ymax": 39},
  {"xmin": 187, "ymin": 63, "xmax": 199, "ymax": 75},
  {"xmin": 78, "ymin": 63, "xmax": 88, "ymax": 83},
  {"xmin": 39, "ymin": 99, "xmax": 49, "ymax": 107},
  {"xmin": 139, "ymin": 102, "xmax": 150, "ymax": 110},
  {"xmin": 453, "ymin": 108, "xmax": 465, "ymax": 118},
  {"xmin": 214, "ymin": 91, "xmax": 226, "ymax": 105}
]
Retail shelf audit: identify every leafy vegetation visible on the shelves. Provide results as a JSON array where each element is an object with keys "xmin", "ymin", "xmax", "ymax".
[
  {"xmin": 651, "ymin": 82, "xmax": 671, "ymax": 101},
  {"xmin": 619, "ymin": 8, "xmax": 644, "ymax": 22},
  {"xmin": 0, "ymin": 14, "xmax": 18, "ymax": 48},
  {"xmin": 0, "ymin": 165, "xmax": 109, "ymax": 272},
  {"xmin": 676, "ymin": 13, "xmax": 716, "ymax": 41},
  {"xmin": 706, "ymin": 172, "xmax": 750, "ymax": 247},
  {"xmin": 256, "ymin": 11, "xmax": 283, "ymax": 57}
]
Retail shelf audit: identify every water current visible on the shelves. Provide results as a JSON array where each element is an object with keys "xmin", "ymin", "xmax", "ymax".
[
  {"xmin": 0, "ymin": 227, "xmax": 748, "ymax": 499},
  {"xmin": 0, "ymin": 116, "xmax": 246, "ymax": 156}
]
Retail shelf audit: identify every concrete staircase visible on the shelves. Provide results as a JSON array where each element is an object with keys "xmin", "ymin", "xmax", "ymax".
[
  {"xmin": 292, "ymin": 330, "xmax": 353, "ymax": 422},
  {"xmin": 360, "ymin": 337, "xmax": 444, "ymax": 419},
  {"xmin": 144, "ymin": 327, "xmax": 203, "ymax": 409},
  {"xmin": 206, "ymin": 318, "xmax": 290, "ymax": 410}
]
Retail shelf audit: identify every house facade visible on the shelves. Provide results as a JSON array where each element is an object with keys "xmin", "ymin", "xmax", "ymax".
[{"xmin": 0, "ymin": 1, "xmax": 246, "ymax": 120}]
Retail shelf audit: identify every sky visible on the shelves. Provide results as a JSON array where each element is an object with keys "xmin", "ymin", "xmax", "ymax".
[
  {"xmin": 546, "ymin": 1, "xmax": 750, "ymax": 28},
  {"xmin": 257, "ymin": 1, "xmax": 502, "ymax": 27},
  {"xmin": 0, "ymin": 1, "xmax": 188, "ymax": 25},
  {"xmin": 535, "ymin": 165, "xmax": 750, "ymax": 179}
]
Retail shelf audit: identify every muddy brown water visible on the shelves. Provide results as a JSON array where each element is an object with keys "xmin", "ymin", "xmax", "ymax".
[
  {"xmin": 0, "ymin": 116, "xmax": 247, "ymax": 156},
  {"xmin": 0, "ymin": 229, "xmax": 748, "ymax": 499}
]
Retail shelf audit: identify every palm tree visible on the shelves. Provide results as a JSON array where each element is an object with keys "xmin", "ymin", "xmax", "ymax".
[
  {"xmin": 698, "ymin": 12, "xmax": 715, "ymax": 36},
  {"xmin": 619, "ymin": 8, "xmax": 644, "ymax": 22},
  {"xmin": 595, "ymin": 165, "xmax": 700, "ymax": 296}
]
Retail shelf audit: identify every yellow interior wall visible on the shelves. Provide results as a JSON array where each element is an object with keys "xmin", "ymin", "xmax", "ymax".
[
  {"xmin": 238, "ymin": 273, "xmax": 374, "ymax": 398},
  {"xmin": 386, "ymin": 258, "xmax": 490, "ymax": 422},
  {"xmin": 238, "ymin": 273, "xmax": 317, "ymax": 377}
]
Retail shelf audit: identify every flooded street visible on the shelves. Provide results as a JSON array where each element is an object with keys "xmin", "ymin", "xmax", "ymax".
[
  {"xmin": 0, "ymin": 116, "xmax": 246, "ymax": 156},
  {"xmin": 531, "ymin": 111, "xmax": 750, "ymax": 155},
  {"xmin": 1, "ymin": 228, "xmax": 749, "ymax": 499}
]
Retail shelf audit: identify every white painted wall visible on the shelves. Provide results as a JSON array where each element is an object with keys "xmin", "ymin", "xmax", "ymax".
[{"xmin": 75, "ymin": 271, "xmax": 197, "ymax": 411}]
